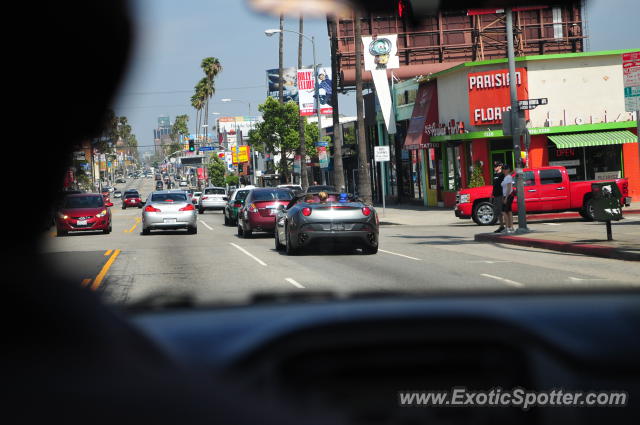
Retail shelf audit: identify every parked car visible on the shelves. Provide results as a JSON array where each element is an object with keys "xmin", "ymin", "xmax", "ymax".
[
  {"xmin": 223, "ymin": 189, "xmax": 250, "ymax": 226},
  {"xmin": 56, "ymin": 193, "xmax": 112, "ymax": 236},
  {"xmin": 237, "ymin": 188, "xmax": 294, "ymax": 238},
  {"xmin": 275, "ymin": 192, "xmax": 379, "ymax": 255},
  {"xmin": 141, "ymin": 191, "xmax": 197, "ymax": 235},
  {"xmin": 455, "ymin": 166, "xmax": 631, "ymax": 225},
  {"xmin": 122, "ymin": 192, "xmax": 143, "ymax": 209},
  {"xmin": 198, "ymin": 187, "xmax": 227, "ymax": 213}
]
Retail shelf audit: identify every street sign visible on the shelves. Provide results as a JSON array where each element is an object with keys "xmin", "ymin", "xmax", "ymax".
[
  {"xmin": 374, "ymin": 146, "xmax": 390, "ymax": 162},
  {"xmin": 623, "ymin": 52, "xmax": 640, "ymax": 111},
  {"xmin": 199, "ymin": 146, "xmax": 214, "ymax": 151},
  {"xmin": 518, "ymin": 98, "xmax": 548, "ymax": 111},
  {"xmin": 73, "ymin": 151, "xmax": 86, "ymax": 160}
]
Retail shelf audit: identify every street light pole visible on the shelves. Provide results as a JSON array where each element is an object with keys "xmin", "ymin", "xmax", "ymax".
[{"xmin": 506, "ymin": 8, "xmax": 528, "ymax": 232}]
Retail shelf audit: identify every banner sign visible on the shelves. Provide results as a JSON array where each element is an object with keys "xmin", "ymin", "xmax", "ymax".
[
  {"xmin": 232, "ymin": 146, "xmax": 250, "ymax": 164},
  {"xmin": 266, "ymin": 67, "xmax": 299, "ymax": 102},
  {"xmin": 317, "ymin": 146, "xmax": 329, "ymax": 168},
  {"xmin": 404, "ymin": 81, "xmax": 439, "ymax": 149},
  {"xmin": 362, "ymin": 34, "xmax": 399, "ymax": 134},
  {"xmin": 297, "ymin": 67, "xmax": 333, "ymax": 116},
  {"xmin": 468, "ymin": 68, "xmax": 529, "ymax": 126},
  {"xmin": 623, "ymin": 51, "xmax": 640, "ymax": 112},
  {"xmin": 293, "ymin": 155, "xmax": 301, "ymax": 174}
]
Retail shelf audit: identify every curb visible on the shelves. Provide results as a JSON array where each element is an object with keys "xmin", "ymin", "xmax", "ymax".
[
  {"xmin": 524, "ymin": 209, "xmax": 640, "ymax": 222},
  {"xmin": 474, "ymin": 233, "xmax": 640, "ymax": 261}
]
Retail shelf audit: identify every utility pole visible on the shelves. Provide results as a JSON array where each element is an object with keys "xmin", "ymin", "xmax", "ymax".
[
  {"xmin": 329, "ymin": 15, "xmax": 345, "ymax": 191},
  {"xmin": 278, "ymin": 14, "xmax": 284, "ymax": 103},
  {"xmin": 354, "ymin": 10, "xmax": 372, "ymax": 203},
  {"xmin": 506, "ymin": 8, "xmax": 528, "ymax": 232},
  {"xmin": 298, "ymin": 15, "xmax": 309, "ymax": 190}
]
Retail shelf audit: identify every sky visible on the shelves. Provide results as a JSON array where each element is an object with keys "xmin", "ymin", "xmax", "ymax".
[{"xmin": 114, "ymin": 0, "xmax": 640, "ymax": 153}]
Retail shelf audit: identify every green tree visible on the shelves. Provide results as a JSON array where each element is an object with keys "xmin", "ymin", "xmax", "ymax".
[
  {"xmin": 248, "ymin": 97, "xmax": 300, "ymax": 181},
  {"xmin": 225, "ymin": 174, "xmax": 239, "ymax": 186},
  {"xmin": 208, "ymin": 155, "xmax": 226, "ymax": 187},
  {"xmin": 171, "ymin": 114, "xmax": 190, "ymax": 143},
  {"xmin": 469, "ymin": 161, "xmax": 486, "ymax": 188}
]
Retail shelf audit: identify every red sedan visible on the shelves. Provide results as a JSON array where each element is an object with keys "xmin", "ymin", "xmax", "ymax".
[
  {"xmin": 56, "ymin": 193, "xmax": 113, "ymax": 236},
  {"xmin": 237, "ymin": 188, "xmax": 294, "ymax": 238},
  {"xmin": 122, "ymin": 193, "xmax": 143, "ymax": 209}
]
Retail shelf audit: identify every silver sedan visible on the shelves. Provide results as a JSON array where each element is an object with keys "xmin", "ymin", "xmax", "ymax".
[{"xmin": 141, "ymin": 190, "xmax": 197, "ymax": 235}]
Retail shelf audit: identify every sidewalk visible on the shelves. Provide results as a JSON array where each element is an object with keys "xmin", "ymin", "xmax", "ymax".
[{"xmin": 475, "ymin": 218, "xmax": 640, "ymax": 261}]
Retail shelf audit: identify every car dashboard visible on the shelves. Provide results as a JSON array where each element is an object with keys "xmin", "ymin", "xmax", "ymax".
[{"xmin": 129, "ymin": 292, "xmax": 640, "ymax": 424}]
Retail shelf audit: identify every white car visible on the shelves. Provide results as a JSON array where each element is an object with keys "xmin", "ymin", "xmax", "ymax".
[
  {"xmin": 192, "ymin": 191, "xmax": 202, "ymax": 205},
  {"xmin": 179, "ymin": 180, "xmax": 188, "ymax": 187},
  {"xmin": 198, "ymin": 187, "xmax": 227, "ymax": 213}
]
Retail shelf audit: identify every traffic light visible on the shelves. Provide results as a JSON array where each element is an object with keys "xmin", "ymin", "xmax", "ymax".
[{"xmin": 188, "ymin": 139, "xmax": 195, "ymax": 152}]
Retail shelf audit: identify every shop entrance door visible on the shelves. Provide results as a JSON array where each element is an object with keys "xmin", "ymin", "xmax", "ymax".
[{"xmin": 491, "ymin": 150, "xmax": 514, "ymax": 176}]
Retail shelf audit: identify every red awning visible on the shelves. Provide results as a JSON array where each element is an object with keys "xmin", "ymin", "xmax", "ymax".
[{"xmin": 403, "ymin": 81, "xmax": 438, "ymax": 150}]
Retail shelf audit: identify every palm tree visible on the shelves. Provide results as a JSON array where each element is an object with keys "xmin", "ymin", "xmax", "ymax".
[
  {"xmin": 191, "ymin": 90, "xmax": 204, "ymax": 142},
  {"xmin": 197, "ymin": 77, "xmax": 214, "ymax": 145},
  {"xmin": 354, "ymin": 10, "xmax": 372, "ymax": 203},
  {"xmin": 200, "ymin": 57, "xmax": 222, "ymax": 144}
]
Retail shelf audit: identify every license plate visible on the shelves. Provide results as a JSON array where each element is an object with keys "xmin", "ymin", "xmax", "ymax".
[
  {"xmin": 77, "ymin": 220, "xmax": 87, "ymax": 226},
  {"xmin": 330, "ymin": 223, "xmax": 345, "ymax": 231},
  {"xmin": 163, "ymin": 218, "xmax": 177, "ymax": 224}
]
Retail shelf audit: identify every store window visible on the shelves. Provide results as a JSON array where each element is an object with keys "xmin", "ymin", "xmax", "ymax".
[
  {"xmin": 549, "ymin": 144, "xmax": 622, "ymax": 181},
  {"xmin": 446, "ymin": 144, "xmax": 462, "ymax": 191}
]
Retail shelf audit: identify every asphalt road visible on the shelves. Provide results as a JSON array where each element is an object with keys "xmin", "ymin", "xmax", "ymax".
[{"xmin": 40, "ymin": 177, "xmax": 640, "ymax": 307}]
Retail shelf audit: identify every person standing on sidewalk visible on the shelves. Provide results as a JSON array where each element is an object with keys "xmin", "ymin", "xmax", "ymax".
[
  {"xmin": 501, "ymin": 164, "xmax": 515, "ymax": 233},
  {"xmin": 492, "ymin": 161, "xmax": 505, "ymax": 233}
]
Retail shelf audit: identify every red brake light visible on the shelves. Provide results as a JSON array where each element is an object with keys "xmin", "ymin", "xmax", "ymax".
[
  {"xmin": 202, "ymin": 196, "xmax": 208, "ymax": 200},
  {"xmin": 144, "ymin": 205, "xmax": 160, "ymax": 212},
  {"xmin": 302, "ymin": 207, "xmax": 312, "ymax": 216},
  {"xmin": 362, "ymin": 207, "xmax": 371, "ymax": 216},
  {"xmin": 233, "ymin": 202, "xmax": 242, "ymax": 207},
  {"xmin": 179, "ymin": 204, "xmax": 195, "ymax": 211}
]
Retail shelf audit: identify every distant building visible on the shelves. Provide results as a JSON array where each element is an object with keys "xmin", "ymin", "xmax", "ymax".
[{"xmin": 154, "ymin": 115, "xmax": 173, "ymax": 154}]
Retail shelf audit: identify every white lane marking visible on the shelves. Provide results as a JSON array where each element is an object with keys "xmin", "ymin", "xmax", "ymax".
[
  {"xmin": 469, "ymin": 260, "xmax": 511, "ymax": 264},
  {"xmin": 199, "ymin": 220, "xmax": 213, "ymax": 230},
  {"xmin": 229, "ymin": 243, "xmax": 267, "ymax": 266},
  {"xmin": 542, "ymin": 223, "xmax": 562, "ymax": 226},
  {"xmin": 480, "ymin": 273, "xmax": 525, "ymax": 287},
  {"xmin": 285, "ymin": 277, "xmax": 305, "ymax": 288},
  {"xmin": 379, "ymin": 249, "xmax": 421, "ymax": 261},
  {"xmin": 568, "ymin": 276, "xmax": 608, "ymax": 282}
]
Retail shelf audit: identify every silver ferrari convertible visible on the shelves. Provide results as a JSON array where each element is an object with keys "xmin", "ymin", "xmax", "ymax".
[{"xmin": 274, "ymin": 192, "xmax": 379, "ymax": 255}]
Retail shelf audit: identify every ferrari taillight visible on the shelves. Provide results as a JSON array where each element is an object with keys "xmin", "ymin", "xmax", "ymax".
[
  {"xmin": 362, "ymin": 207, "xmax": 371, "ymax": 216},
  {"xmin": 302, "ymin": 207, "xmax": 312, "ymax": 216}
]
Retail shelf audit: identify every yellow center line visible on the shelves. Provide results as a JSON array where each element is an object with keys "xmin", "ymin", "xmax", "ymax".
[
  {"xmin": 81, "ymin": 278, "xmax": 92, "ymax": 288},
  {"xmin": 104, "ymin": 249, "xmax": 113, "ymax": 256},
  {"xmin": 124, "ymin": 217, "xmax": 142, "ymax": 233},
  {"xmin": 90, "ymin": 249, "xmax": 121, "ymax": 291}
]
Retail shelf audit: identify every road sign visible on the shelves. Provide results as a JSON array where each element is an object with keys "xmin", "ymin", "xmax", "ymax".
[
  {"xmin": 518, "ymin": 98, "xmax": 548, "ymax": 111},
  {"xmin": 199, "ymin": 146, "xmax": 213, "ymax": 151},
  {"xmin": 623, "ymin": 51, "xmax": 640, "ymax": 112},
  {"xmin": 374, "ymin": 146, "xmax": 390, "ymax": 162}
]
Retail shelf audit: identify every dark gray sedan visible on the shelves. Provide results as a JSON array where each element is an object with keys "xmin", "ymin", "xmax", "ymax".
[{"xmin": 274, "ymin": 192, "xmax": 379, "ymax": 255}]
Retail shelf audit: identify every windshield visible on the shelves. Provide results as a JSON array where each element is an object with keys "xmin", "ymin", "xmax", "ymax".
[
  {"xmin": 204, "ymin": 188, "xmax": 225, "ymax": 195},
  {"xmin": 63, "ymin": 196, "xmax": 103, "ymax": 209},
  {"xmin": 43, "ymin": 0, "xmax": 640, "ymax": 312},
  {"xmin": 150, "ymin": 193, "xmax": 187, "ymax": 202},
  {"xmin": 251, "ymin": 190, "xmax": 293, "ymax": 201}
]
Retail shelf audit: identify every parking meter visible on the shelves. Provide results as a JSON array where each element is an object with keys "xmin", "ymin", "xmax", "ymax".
[{"xmin": 590, "ymin": 182, "xmax": 623, "ymax": 241}]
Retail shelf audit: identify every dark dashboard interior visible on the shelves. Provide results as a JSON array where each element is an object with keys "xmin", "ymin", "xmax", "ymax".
[{"xmin": 130, "ymin": 292, "xmax": 640, "ymax": 424}]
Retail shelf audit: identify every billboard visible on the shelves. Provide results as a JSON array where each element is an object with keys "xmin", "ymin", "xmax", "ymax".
[
  {"xmin": 216, "ymin": 117, "xmax": 261, "ymax": 145},
  {"xmin": 467, "ymin": 68, "xmax": 529, "ymax": 126},
  {"xmin": 266, "ymin": 67, "xmax": 298, "ymax": 102},
  {"xmin": 232, "ymin": 146, "xmax": 250, "ymax": 164},
  {"xmin": 297, "ymin": 67, "xmax": 334, "ymax": 116}
]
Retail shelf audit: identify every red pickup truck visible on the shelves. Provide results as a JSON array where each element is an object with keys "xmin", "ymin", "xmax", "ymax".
[{"xmin": 455, "ymin": 166, "xmax": 631, "ymax": 225}]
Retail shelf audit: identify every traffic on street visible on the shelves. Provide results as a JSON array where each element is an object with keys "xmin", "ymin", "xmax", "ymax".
[{"xmin": 12, "ymin": 1, "xmax": 640, "ymax": 425}]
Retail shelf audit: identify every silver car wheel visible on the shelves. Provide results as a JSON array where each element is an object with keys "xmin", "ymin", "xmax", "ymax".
[{"xmin": 476, "ymin": 204, "xmax": 495, "ymax": 225}]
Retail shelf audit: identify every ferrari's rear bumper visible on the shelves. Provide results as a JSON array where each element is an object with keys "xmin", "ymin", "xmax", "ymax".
[{"xmin": 296, "ymin": 225, "xmax": 378, "ymax": 248}]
